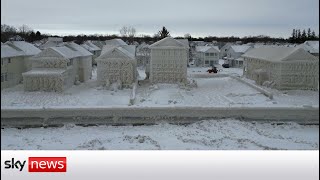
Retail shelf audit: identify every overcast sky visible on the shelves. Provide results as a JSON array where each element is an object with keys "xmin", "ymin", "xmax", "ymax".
[{"xmin": 1, "ymin": 0, "xmax": 319, "ymax": 38}]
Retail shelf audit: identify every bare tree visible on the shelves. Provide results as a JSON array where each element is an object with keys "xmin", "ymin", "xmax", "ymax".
[
  {"xmin": 119, "ymin": 26, "xmax": 136, "ymax": 38},
  {"xmin": 18, "ymin": 24, "xmax": 32, "ymax": 34}
]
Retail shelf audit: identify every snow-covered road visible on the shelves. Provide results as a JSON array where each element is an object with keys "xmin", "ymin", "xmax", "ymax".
[{"xmin": 2, "ymin": 119, "xmax": 318, "ymax": 150}]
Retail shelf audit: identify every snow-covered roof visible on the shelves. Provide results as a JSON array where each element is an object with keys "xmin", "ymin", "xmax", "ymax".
[
  {"xmin": 65, "ymin": 42, "xmax": 93, "ymax": 57},
  {"xmin": 150, "ymin": 37, "xmax": 188, "ymax": 49},
  {"xmin": 136, "ymin": 42, "xmax": 150, "ymax": 52},
  {"xmin": 105, "ymin": 38, "xmax": 127, "ymax": 46},
  {"xmin": 121, "ymin": 45, "xmax": 136, "ymax": 56},
  {"xmin": 176, "ymin": 39, "xmax": 189, "ymax": 48},
  {"xmin": 303, "ymin": 41, "xmax": 319, "ymax": 53},
  {"xmin": 98, "ymin": 46, "xmax": 135, "ymax": 60},
  {"xmin": 242, "ymin": 47, "xmax": 318, "ymax": 62},
  {"xmin": 5, "ymin": 41, "xmax": 41, "ymax": 56},
  {"xmin": 91, "ymin": 41, "xmax": 106, "ymax": 49},
  {"xmin": 1, "ymin": 44, "xmax": 25, "ymax": 58},
  {"xmin": 304, "ymin": 41, "xmax": 319, "ymax": 49},
  {"xmin": 50, "ymin": 46, "xmax": 82, "ymax": 59},
  {"xmin": 40, "ymin": 40, "xmax": 63, "ymax": 50},
  {"xmin": 196, "ymin": 46, "xmax": 220, "ymax": 53},
  {"xmin": 296, "ymin": 44, "xmax": 319, "ymax": 54},
  {"xmin": 85, "ymin": 41, "xmax": 101, "ymax": 51},
  {"xmin": 230, "ymin": 45, "xmax": 252, "ymax": 53}
]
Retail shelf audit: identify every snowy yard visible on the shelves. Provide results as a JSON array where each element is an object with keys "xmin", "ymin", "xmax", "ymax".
[
  {"xmin": 1, "ymin": 119, "xmax": 318, "ymax": 150},
  {"xmin": 1, "ymin": 70, "xmax": 318, "ymax": 108}
]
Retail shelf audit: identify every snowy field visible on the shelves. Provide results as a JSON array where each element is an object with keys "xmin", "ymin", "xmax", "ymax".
[
  {"xmin": 1, "ymin": 119, "xmax": 318, "ymax": 150},
  {"xmin": 1, "ymin": 67, "xmax": 318, "ymax": 108}
]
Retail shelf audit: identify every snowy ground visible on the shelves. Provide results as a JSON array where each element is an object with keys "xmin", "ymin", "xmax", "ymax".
[
  {"xmin": 1, "ymin": 119, "xmax": 318, "ymax": 150},
  {"xmin": 1, "ymin": 67, "xmax": 318, "ymax": 108}
]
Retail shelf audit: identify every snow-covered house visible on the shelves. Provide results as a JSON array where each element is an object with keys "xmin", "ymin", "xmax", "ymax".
[
  {"xmin": 96, "ymin": 46, "xmax": 137, "ymax": 88},
  {"xmin": 226, "ymin": 45, "xmax": 252, "ymax": 67},
  {"xmin": 149, "ymin": 37, "xmax": 189, "ymax": 84},
  {"xmin": 242, "ymin": 47, "xmax": 319, "ymax": 90},
  {"xmin": 1, "ymin": 41, "xmax": 41, "ymax": 89},
  {"xmin": 22, "ymin": 44, "xmax": 93, "ymax": 92},
  {"xmin": 219, "ymin": 42, "xmax": 233, "ymax": 59},
  {"xmin": 195, "ymin": 46, "xmax": 220, "ymax": 67},
  {"xmin": 136, "ymin": 42, "xmax": 151, "ymax": 67},
  {"xmin": 81, "ymin": 41, "xmax": 101, "ymax": 65}
]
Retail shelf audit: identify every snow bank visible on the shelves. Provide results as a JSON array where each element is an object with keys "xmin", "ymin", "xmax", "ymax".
[{"xmin": 1, "ymin": 119, "xmax": 318, "ymax": 150}]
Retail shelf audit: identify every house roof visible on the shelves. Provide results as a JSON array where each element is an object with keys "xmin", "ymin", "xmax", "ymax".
[
  {"xmin": 297, "ymin": 44, "xmax": 318, "ymax": 54},
  {"xmin": 242, "ymin": 47, "xmax": 318, "ymax": 62},
  {"xmin": 97, "ymin": 46, "xmax": 135, "ymax": 60},
  {"xmin": 1, "ymin": 44, "xmax": 25, "ymax": 58},
  {"xmin": 149, "ymin": 37, "xmax": 188, "ymax": 49},
  {"xmin": 303, "ymin": 41, "xmax": 319, "ymax": 53},
  {"xmin": 5, "ymin": 41, "xmax": 41, "ymax": 56},
  {"xmin": 230, "ymin": 45, "xmax": 252, "ymax": 53},
  {"xmin": 65, "ymin": 42, "xmax": 93, "ymax": 56},
  {"xmin": 85, "ymin": 41, "xmax": 101, "ymax": 51},
  {"xmin": 105, "ymin": 38, "xmax": 127, "ymax": 46},
  {"xmin": 176, "ymin": 39, "xmax": 189, "ymax": 48},
  {"xmin": 50, "ymin": 46, "xmax": 82, "ymax": 59},
  {"xmin": 196, "ymin": 46, "xmax": 220, "ymax": 53}
]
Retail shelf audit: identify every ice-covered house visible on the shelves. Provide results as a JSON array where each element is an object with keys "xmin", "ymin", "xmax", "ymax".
[
  {"xmin": 81, "ymin": 41, "xmax": 101, "ymax": 65},
  {"xmin": 226, "ymin": 45, "xmax": 252, "ymax": 67},
  {"xmin": 22, "ymin": 44, "xmax": 93, "ymax": 92},
  {"xmin": 149, "ymin": 37, "xmax": 189, "ymax": 84},
  {"xmin": 1, "ymin": 41, "xmax": 41, "ymax": 90},
  {"xmin": 242, "ymin": 47, "xmax": 319, "ymax": 90},
  {"xmin": 1, "ymin": 44, "xmax": 24, "ymax": 89},
  {"xmin": 136, "ymin": 42, "xmax": 151, "ymax": 67},
  {"xmin": 5, "ymin": 41, "xmax": 42, "ymax": 70},
  {"xmin": 195, "ymin": 46, "xmax": 220, "ymax": 67},
  {"xmin": 39, "ymin": 37, "xmax": 64, "ymax": 50},
  {"xmin": 96, "ymin": 46, "xmax": 137, "ymax": 88}
]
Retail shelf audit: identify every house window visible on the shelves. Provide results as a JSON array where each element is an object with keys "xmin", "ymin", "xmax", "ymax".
[
  {"xmin": 205, "ymin": 61, "xmax": 209, "ymax": 64},
  {"xmin": 8, "ymin": 58, "xmax": 11, "ymax": 63},
  {"xmin": 205, "ymin": 53, "xmax": 209, "ymax": 56},
  {"xmin": 4, "ymin": 72, "xmax": 7, "ymax": 81}
]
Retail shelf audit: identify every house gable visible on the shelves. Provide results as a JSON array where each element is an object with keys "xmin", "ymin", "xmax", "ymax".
[{"xmin": 150, "ymin": 37, "xmax": 187, "ymax": 49}]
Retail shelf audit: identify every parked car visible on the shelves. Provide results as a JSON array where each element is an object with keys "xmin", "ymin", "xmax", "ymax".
[{"xmin": 222, "ymin": 63, "xmax": 229, "ymax": 68}]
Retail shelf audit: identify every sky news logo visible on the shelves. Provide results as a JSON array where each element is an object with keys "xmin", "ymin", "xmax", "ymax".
[{"xmin": 4, "ymin": 157, "xmax": 67, "ymax": 172}]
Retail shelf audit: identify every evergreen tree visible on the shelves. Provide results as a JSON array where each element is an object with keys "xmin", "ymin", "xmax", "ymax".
[
  {"xmin": 291, "ymin": 29, "xmax": 296, "ymax": 42},
  {"xmin": 307, "ymin": 28, "xmax": 311, "ymax": 39},
  {"xmin": 35, "ymin": 31, "xmax": 41, "ymax": 40},
  {"xmin": 311, "ymin": 31, "xmax": 316, "ymax": 39},
  {"xmin": 297, "ymin": 29, "xmax": 301, "ymax": 42},
  {"xmin": 301, "ymin": 29, "xmax": 307, "ymax": 42},
  {"xmin": 158, "ymin": 26, "xmax": 170, "ymax": 39}
]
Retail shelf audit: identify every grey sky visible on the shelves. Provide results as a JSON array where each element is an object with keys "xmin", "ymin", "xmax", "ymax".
[{"xmin": 1, "ymin": 0, "xmax": 319, "ymax": 38}]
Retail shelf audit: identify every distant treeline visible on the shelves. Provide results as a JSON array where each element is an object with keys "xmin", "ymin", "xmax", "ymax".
[
  {"xmin": 1, "ymin": 24, "xmax": 319, "ymax": 45},
  {"xmin": 289, "ymin": 28, "xmax": 319, "ymax": 43}
]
